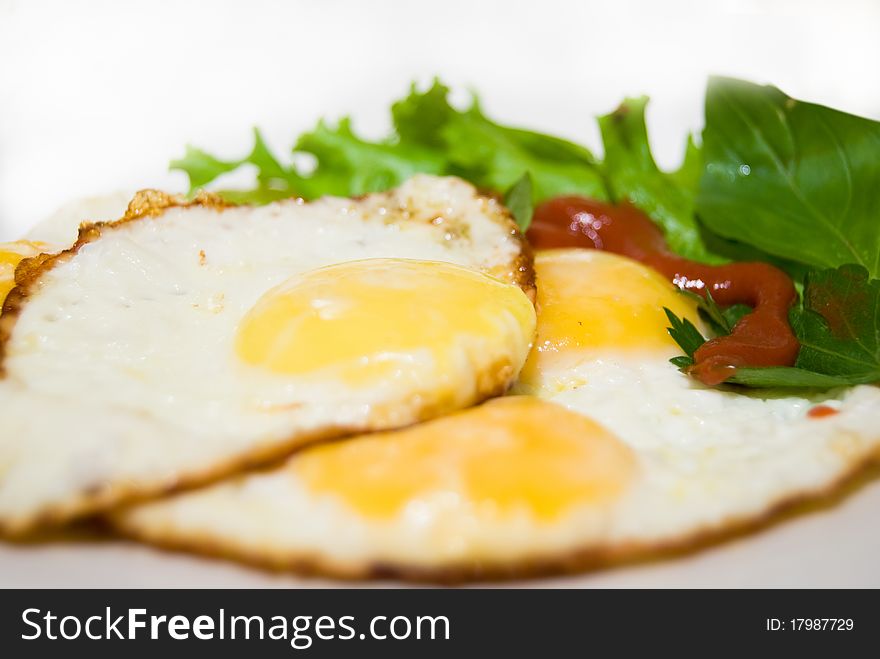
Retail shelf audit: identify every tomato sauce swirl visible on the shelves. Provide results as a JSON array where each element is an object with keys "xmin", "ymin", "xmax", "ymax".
[{"xmin": 526, "ymin": 197, "xmax": 799, "ymax": 385}]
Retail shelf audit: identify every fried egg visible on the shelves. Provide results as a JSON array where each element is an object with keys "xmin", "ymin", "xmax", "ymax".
[
  {"xmin": 0, "ymin": 175, "xmax": 536, "ymax": 535},
  {"xmin": 112, "ymin": 248, "xmax": 880, "ymax": 581}
]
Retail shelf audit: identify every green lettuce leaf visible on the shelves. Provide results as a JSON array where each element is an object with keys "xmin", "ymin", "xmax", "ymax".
[
  {"xmin": 391, "ymin": 80, "xmax": 455, "ymax": 148},
  {"xmin": 441, "ymin": 107, "xmax": 607, "ymax": 202},
  {"xmin": 698, "ymin": 77, "xmax": 880, "ymax": 277},
  {"xmin": 599, "ymin": 97, "xmax": 718, "ymax": 263},
  {"xmin": 504, "ymin": 172, "xmax": 534, "ymax": 231},
  {"xmin": 292, "ymin": 118, "xmax": 447, "ymax": 198},
  {"xmin": 173, "ymin": 79, "xmax": 607, "ymax": 210},
  {"xmin": 393, "ymin": 80, "xmax": 607, "ymax": 202},
  {"xmin": 171, "ymin": 128, "xmax": 303, "ymax": 203},
  {"xmin": 170, "ymin": 146, "xmax": 238, "ymax": 193}
]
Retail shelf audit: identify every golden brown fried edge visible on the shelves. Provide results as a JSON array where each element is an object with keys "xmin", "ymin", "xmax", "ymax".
[
  {"xmin": 0, "ymin": 184, "xmax": 536, "ymax": 537},
  {"xmin": 106, "ymin": 449, "xmax": 880, "ymax": 585}
]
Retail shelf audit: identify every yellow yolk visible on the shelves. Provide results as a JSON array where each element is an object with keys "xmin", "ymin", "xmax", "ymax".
[
  {"xmin": 235, "ymin": 258, "xmax": 536, "ymax": 384},
  {"xmin": 519, "ymin": 249, "xmax": 701, "ymax": 384},
  {"xmin": 0, "ymin": 241, "xmax": 46, "ymax": 305},
  {"xmin": 295, "ymin": 396, "xmax": 635, "ymax": 521}
]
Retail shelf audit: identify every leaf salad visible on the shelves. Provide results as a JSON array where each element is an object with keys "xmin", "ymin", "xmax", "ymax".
[{"xmin": 172, "ymin": 78, "xmax": 880, "ymax": 392}]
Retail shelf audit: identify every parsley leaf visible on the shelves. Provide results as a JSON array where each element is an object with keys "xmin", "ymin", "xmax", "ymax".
[
  {"xmin": 663, "ymin": 307, "xmax": 859, "ymax": 388},
  {"xmin": 663, "ymin": 307, "xmax": 705, "ymax": 360},
  {"xmin": 665, "ymin": 265, "xmax": 880, "ymax": 388},
  {"xmin": 679, "ymin": 289, "xmax": 750, "ymax": 337},
  {"xmin": 793, "ymin": 264, "xmax": 880, "ymax": 380}
]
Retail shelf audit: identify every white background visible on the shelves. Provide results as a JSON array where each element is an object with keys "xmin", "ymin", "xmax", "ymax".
[{"xmin": 1, "ymin": 0, "xmax": 879, "ymax": 240}]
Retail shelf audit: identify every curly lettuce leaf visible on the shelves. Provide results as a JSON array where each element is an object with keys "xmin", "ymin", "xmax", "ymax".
[
  {"xmin": 173, "ymin": 80, "xmax": 606, "ymax": 209},
  {"xmin": 391, "ymin": 80, "xmax": 455, "ymax": 149},
  {"xmin": 598, "ymin": 97, "xmax": 718, "ymax": 263},
  {"xmin": 170, "ymin": 146, "xmax": 239, "ymax": 192},
  {"xmin": 171, "ymin": 128, "xmax": 303, "ymax": 203},
  {"xmin": 392, "ymin": 80, "xmax": 607, "ymax": 202},
  {"xmin": 172, "ymin": 120, "xmax": 447, "ymax": 204},
  {"xmin": 292, "ymin": 118, "xmax": 447, "ymax": 198}
]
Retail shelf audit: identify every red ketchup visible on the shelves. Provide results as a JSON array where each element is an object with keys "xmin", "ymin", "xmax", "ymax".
[
  {"xmin": 526, "ymin": 197, "xmax": 799, "ymax": 385},
  {"xmin": 807, "ymin": 404, "xmax": 839, "ymax": 419}
]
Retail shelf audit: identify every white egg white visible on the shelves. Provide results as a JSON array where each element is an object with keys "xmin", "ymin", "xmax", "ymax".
[
  {"xmin": 109, "ymin": 251, "xmax": 880, "ymax": 582},
  {"xmin": 110, "ymin": 362, "xmax": 880, "ymax": 581},
  {"xmin": 535, "ymin": 356, "xmax": 880, "ymax": 545}
]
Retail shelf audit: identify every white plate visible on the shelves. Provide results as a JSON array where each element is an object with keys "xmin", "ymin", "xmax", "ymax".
[
  {"xmin": 2, "ymin": 0, "xmax": 879, "ymax": 587},
  {"xmin": 2, "ymin": 477, "xmax": 879, "ymax": 588}
]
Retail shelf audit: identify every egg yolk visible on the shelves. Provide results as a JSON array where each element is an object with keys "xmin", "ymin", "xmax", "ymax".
[
  {"xmin": 295, "ymin": 396, "xmax": 635, "ymax": 521},
  {"xmin": 0, "ymin": 241, "xmax": 47, "ymax": 305},
  {"xmin": 519, "ymin": 249, "xmax": 702, "ymax": 384},
  {"xmin": 235, "ymin": 258, "xmax": 536, "ymax": 384}
]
